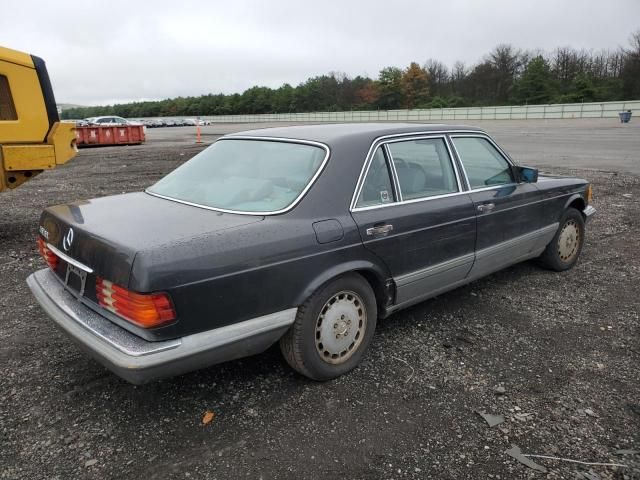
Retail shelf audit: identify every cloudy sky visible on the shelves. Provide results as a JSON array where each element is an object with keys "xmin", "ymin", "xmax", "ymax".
[{"xmin": 2, "ymin": 0, "xmax": 638, "ymax": 105}]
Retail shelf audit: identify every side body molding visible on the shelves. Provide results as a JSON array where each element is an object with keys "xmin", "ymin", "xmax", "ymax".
[{"xmin": 388, "ymin": 223, "xmax": 559, "ymax": 313}]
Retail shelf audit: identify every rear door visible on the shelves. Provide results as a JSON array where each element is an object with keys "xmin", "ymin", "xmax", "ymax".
[
  {"xmin": 351, "ymin": 136, "xmax": 477, "ymax": 307},
  {"xmin": 449, "ymin": 135, "xmax": 549, "ymax": 278}
]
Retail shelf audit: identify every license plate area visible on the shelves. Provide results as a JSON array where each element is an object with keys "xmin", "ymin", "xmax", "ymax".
[{"xmin": 64, "ymin": 263, "xmax": 88, "ymax": 298}]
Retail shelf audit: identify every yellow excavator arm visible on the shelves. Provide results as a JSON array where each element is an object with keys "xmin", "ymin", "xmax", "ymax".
[{"xmin": 0, "ymin": 46, "xmax": 77, "ymax": 192}]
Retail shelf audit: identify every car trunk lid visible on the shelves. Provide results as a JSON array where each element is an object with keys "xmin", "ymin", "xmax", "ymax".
[{"xmin": 39, "ymin": 192, "xmax": 263, "ymax": 290}]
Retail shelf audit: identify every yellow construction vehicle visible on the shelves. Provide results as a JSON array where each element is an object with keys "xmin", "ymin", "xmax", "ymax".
[{"xmin": 0, "ymin": 46, "xmax": 76, "ymax": 192}]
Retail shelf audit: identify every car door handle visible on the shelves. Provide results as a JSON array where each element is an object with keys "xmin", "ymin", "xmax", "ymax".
[
  {"xmin": 366, "ymin": 224, "xmax": 394, "ymax": 236},
  {"xmin": 477, "ymin": 203, "xmax": 495, "ymax": 213}
]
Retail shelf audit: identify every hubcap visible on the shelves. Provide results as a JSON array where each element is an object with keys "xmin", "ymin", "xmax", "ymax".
[
  {"xmin": 557, "ymin": 219, "xmax": 580, "ymax": 262},
  {"xmin": 315, "ymin": 290, "xmax": 366, "ymax": 365}
]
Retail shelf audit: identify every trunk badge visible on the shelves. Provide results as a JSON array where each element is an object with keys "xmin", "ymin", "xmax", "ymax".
[
  {"xmin": 39, "ymin": 226, "xmax": 49, "ymax": 240},
  {"xmin": 62, "ymin": 228, "xmax": 74, "ymax": 251}
]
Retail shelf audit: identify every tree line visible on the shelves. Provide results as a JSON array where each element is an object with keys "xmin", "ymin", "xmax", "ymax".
[{"xmin": 62, "ymin": 31, "xmax": 640, "ymax": 119}]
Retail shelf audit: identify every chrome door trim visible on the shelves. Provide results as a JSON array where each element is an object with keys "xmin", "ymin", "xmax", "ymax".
[
  {"xmin": 351, "ymin": 189, "xmax": 473, "ymax": 212},
  {"xmin": 390, "ymin": 223, "xmax": 559, "ymax": 308},
  {"xmin": 474, "ymin": 223, "xmax": 558, "ymax": 261},
  {"xmin": 394, "ymin": 253, "xmax": 475, "ymax": 286}
]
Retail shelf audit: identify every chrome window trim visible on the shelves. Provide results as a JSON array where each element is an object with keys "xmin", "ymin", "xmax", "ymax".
[
  {"xmin": 350, "ymin": 131, "xmax": 474, "ymax": 213},
  {"xmin": 354, "ymin": 144, "xmax": 399, "ymax": 209},
  {"xmin": 46, "ymin": 243, "xmax": 94, "ymax": 273},
  {"xmin": 145, "ymin": 136, "xmax": 331, "ymax": 216},
  {"xmin": 351, "ymin": 190, "xmax": 474, "ymax": 212},
  {"xmin": 383, "ymin": 144, "xmax": 403, "ymax": 202},
  {"xmin": 352, "ymin": 145, "xmax": 385, "ymax": 210},
  {"xmin": 448, "ymin": 133, "xmax": 518, "ymax": 191}
]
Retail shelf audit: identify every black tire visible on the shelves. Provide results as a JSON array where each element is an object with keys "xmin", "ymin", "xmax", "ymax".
[
  {"xmin": 279, "ymin": 273, "xmax": 377, "ymax": 381},
  {"xmin": 537, "ymin": 208, "xmax": 585, "ymax": 271}
]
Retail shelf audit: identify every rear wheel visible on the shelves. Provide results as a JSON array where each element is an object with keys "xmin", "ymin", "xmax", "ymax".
[
  {"xmin": 538, "ymin": 208, "xmax": 585, "ymax": 271},
  {"xmin": 280, "ymin": 273, "xmax": 377, "ymax": 380}
]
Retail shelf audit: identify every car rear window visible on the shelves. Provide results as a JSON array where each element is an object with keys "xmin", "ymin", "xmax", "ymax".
[{"xmin": 148, "ymin": 139, "xmax": 327, "ymax": 214}]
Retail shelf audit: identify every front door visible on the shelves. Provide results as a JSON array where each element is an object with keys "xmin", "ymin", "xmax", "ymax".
[
  {"xmin": 449, "ymin": 135, "xmax": 551, "ymax": 278},
  {"xmin": 351, "ymin": 136, "xmax": 477, "ymax": 307}
]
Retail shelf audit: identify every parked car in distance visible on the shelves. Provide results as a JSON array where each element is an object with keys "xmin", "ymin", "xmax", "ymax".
[
  {"xmin": 27, "ymin": 123, "xmax": 595, "ymax": 384},
  {"xmin": 182, "ymin": 118, "xmax": 198, "ymax": 126},
  {"xmin": 145, "ymin": 119, "xmax": 165, "ymax": 128},
  {"xmin": 84, "ymin": 116, "xmax": 142, "ymax": 126},
  {"xmin": 64, "ymin": 119, "xmax": 90, "ymax": 127}
]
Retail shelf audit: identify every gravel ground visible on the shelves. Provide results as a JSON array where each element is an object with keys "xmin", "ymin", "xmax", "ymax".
[{"xmin": 0, "ymin": 131, "xmax": 639, "ymax": 479}]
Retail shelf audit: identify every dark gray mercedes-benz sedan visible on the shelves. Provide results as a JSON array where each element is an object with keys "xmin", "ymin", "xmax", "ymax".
[{"xmin": 27, "ymin": 123, "xmax": 595, "ymax": 383}]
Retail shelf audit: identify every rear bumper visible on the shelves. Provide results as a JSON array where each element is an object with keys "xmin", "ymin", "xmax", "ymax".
[
  {"xmin": 583, "ymin": 205, "xmax": 596, "ymax": 222},
  {"xmin": 27, "ymin": 268, "xmax": 296, "ymax": 384}
]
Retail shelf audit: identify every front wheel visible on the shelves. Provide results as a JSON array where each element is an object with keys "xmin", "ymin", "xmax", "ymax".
[
  {"xmin": 280, "ymin": 273, "xmax": 377, "ymax": 381},
  {"xmin": 537, "ymin": 208, "xmax": 585, "ymax": 271}
]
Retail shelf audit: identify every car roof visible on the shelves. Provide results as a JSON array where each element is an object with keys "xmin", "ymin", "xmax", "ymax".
[{"xmin": 226, "ymin": 123, "xmax": 485, "ymax": 145}]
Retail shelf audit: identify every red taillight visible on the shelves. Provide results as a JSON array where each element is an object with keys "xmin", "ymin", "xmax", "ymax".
[
  {"xmin": 95, "ymin": 277, "xmax": 176, "ymax": 328},
  {"xmin": 37, "ymin": 237, "xmax": 59, "ymax": 270}
]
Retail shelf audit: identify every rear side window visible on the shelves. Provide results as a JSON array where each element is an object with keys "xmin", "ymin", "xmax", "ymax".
[
  {"xmin": 387, "ymin": 138, "xmax": 458, "ymax": 200},
  {"xmin": 453, "ymin": 137, "xmax": 514, "ymax": 188},
  {"xmin": 356, "ymin": 147, "xmax": 395, "ymax": 208},
  {"xmin": 0, "ymin": 75, "xmax": 18, "ymax": 120}
]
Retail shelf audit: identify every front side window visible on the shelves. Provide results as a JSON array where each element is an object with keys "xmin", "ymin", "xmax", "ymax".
[
  {"xmin": 355, "ymin": 147, "xmax": 395, "ymax": 208},
  {"xmin": 453, "ymin": 137, "xmax": 514, "ymax": 189},
  {"xmin": 0, "ymin": 75, "xmax": 17, "ymax": 120},
  {"xmin": 387, "ymin": 138, "xmax": 458, "ymax": 200},
  {"xmin": 148, "ymin": 139, "xmax": 326, "ymax": 213}
]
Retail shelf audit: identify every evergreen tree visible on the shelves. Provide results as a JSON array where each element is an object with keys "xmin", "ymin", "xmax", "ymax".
[
  {"xmin": 376, "ymin": 67, "xmax": 403, "ymax": 109},
  {"xmin": 512, "ymin": 56, "xmax": 556, "ymax": 104}
]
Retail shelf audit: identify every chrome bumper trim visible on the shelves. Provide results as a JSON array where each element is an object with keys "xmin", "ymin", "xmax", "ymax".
[{"xmin": 27, "ymin": 268, "xmax": 297, "ymax": 383}]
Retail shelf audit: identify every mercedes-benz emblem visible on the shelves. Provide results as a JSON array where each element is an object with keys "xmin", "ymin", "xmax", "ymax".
[{"xmin": 62, "ymin": 228, "xmax": 74, "ymax": 252}]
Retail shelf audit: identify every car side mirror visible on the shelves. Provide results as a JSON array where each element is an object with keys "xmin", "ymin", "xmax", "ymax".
[{"xmin": 515, "ymin": 165, "xmax": 538, "ymax": 183}]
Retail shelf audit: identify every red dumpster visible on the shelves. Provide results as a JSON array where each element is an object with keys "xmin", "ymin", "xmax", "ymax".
[{"xmin": 75, "ymin": 125, "xmax": 145, "ymax": 147}]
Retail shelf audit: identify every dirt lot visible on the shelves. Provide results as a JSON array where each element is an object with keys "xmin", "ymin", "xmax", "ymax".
[{"xmin": 1, "ymin": 121, "xmax": 639, "ymax": 479}]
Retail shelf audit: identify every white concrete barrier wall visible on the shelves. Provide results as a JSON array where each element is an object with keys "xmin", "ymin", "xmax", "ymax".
[{"xmin": 195, "ymin": 100, "xmax": 640, "ymax": 123}]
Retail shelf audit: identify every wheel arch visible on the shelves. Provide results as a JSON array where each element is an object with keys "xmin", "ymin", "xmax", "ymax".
[
  {"xmin": 293, "ymin": 260, "xmax": 392, "ymax": 312},
  {"xmin": 563, "ymin": 194, "xmax": 586, "ymax": 216}
]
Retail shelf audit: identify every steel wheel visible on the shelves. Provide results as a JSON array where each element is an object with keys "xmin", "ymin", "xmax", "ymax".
[
  {"xmin": 315, "ymin": 290, "xmax": 366, "ymax": 364},
  {"xmin": 537, "ymin": 207, "xmax": 586, "ymax": 272},
  {"xmin": 280, "ymin": 273, "xmax": 377, "ymax": 380},
  {"xmin": 557, "ymin": 219, "xmax": 580, "ymax": 262}
]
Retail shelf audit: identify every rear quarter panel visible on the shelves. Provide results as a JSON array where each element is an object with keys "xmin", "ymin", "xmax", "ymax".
[{"xmin": 131, "ymin": 213, "xmax": 391, "ymax": 340}]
